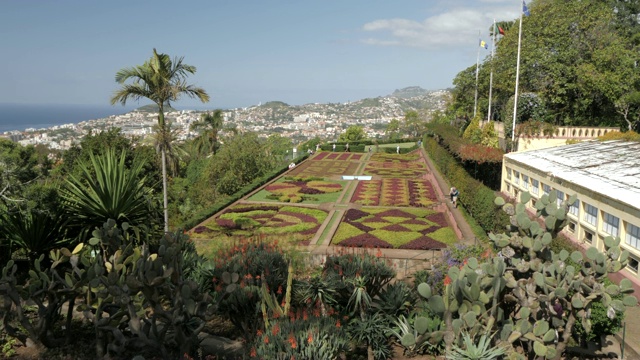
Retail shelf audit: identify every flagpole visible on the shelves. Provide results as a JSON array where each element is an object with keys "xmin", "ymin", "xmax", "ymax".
[
  {"xmin": 511, "ymin": 1, "xmax": 525, "ymax": 148},
  {"xmin": 474, "ymin": 30, "xmax": 480, "ymax": 118},
  {"xmin": 487, "ymin": 19, "xmax": 497, "ymax": 123}
]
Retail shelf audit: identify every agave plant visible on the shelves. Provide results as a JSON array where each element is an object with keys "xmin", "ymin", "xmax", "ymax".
[
  {"xmin": 1, "ymin": 210, "xmax": 71, "ymax": 261},
  {"xmin": 446, "ymin": 332, "xmax": 505, "ymax": 360},
  {"xmin": 61, "ymin": 148, "xmax": 161, "ymax": 240}
]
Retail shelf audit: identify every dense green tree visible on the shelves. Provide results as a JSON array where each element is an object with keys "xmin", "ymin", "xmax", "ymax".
[
  {"xmin": 480, "ymin": 121, "xmax": 500, "ymax": 148},
  {"xmin": 190, "ymin": 109, "xmax": 224, "ymax": 157},
  {"xmin": 338, "ymin": 125, "xmax": 366, "ymax": 142},
  {"xmin": 265, "ymin": 134, "xmax": 294, "ymax": 162},
  {"xmin": 385, "ymin": 119, "xmax": 401, "ymax": 140},
  {"xmin": 403, "ymin": 110, "xmax": 423, "ymax": 137},
  {"xmin": 111, "ymin": 49, "xmax": 209, "ymax": 232},
  {"xmin": 0, "ymin": 139, "xmax": 42, "ymax": 208},
  {"xmin": 462, "ymin": 116, "xmax": 483, "ymax": 144},
  {"xmin": 299, "ymin": 136, "xmax": 323, "ymax": 152},
  {"xmin": 451, "ymin": 0, "xmax": 640, "ymax": 131},
  {"xmin": 58, "ymin": 128, "xmax": 135, "ymax": 176},
  {"xmin": 198, "ymin": 132, "xmax": 278, "ymax": 196}
]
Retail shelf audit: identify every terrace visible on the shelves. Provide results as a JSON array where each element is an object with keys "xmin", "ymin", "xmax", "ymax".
[{"xmin": 191, "ymin": 148, "xmax": 474, "ymax": 276}]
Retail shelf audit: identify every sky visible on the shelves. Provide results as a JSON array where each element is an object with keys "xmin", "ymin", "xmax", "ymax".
[{"xmin": 0, "ymin": 0, "xmax": 521, "ymax": 110}]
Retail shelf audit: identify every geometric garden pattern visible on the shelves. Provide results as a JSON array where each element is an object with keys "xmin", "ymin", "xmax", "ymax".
[{"xmin": 194, "ymin": 149, "xmax": 459, "ymax": 250}]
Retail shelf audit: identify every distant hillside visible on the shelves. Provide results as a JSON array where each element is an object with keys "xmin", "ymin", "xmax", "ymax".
[
  {"xmin": 260, "ymin": 101, "xmax": 290, "ymax": 109},
  {"xmin": 134, "ymin": 104, "xmax": 177, "ymax": 113},
  {"xmin": 389, "ymin": 86, "xmax": 431, "ymax": 99}
]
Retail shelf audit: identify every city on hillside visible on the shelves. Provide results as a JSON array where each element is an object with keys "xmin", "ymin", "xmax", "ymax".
[{"xmin": 0, "ymin": 87, "xmax": 449, "ymax": 152}]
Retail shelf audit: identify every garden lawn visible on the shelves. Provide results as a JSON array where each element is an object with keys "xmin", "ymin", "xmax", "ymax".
[
  {"xmin": 190, "ymin": 204, "xmax": 327, "ymax": 245},
  {"xmin": 331, "ymin": 207, "xmax": 457, "ymax": 250}
]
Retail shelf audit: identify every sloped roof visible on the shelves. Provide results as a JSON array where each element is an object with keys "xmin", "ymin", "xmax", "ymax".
[{"xmin": 505, "ymin": 140, "xmax": 640, "ymax": 210}]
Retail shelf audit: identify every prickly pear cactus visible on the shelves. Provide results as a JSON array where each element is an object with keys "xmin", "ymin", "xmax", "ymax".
[
  {"xmin": 492, "ymin": 190, "xmax": 636, "ymax": 359},
  {"xmin": 414, "ymin": 255, "xmax": 506, "ymax": 352}
]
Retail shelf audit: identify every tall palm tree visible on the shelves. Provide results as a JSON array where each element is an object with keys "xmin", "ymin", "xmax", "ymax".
[
  {"xmin": 190, "ymin": 109, "xmax": 224, "ymax": 157},
  {"xmin": 110, "ymin": 49, "xmax": 209, "ymax": 232}
]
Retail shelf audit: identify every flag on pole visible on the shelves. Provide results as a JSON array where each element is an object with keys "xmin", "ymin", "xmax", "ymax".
[
  {"xmin": 522, "ymin": 0, "xmax": 530, "ymax": 16},
  {"xmin": 480, "ymin": 40, "xmax": 488, "ymax": 49},
  {"xmin": 498, "ymin": 26, "xmax": 505, "ymax": 35}
]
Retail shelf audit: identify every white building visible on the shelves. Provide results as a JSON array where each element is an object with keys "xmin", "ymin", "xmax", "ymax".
[{"xmin": 501, "ymin": 140, "xmax": 640, "ymax": 280}]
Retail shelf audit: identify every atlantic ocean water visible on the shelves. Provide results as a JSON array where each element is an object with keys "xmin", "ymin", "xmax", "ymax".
[{"xmin": 0, "ymin": 103, "xmax": 137, "ymax": 133}]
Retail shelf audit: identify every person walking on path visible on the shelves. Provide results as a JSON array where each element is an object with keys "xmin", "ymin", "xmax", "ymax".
[
  {"xmin": 396, "ymin": 145, "xmax": 400, "ymax": 154},
  {"xmin": 450, "ymin": 187, "xmax": 459, "ymax": 208},
  {"xmin": 332, "ymin": 143, "xmax": 336, "ymax": 152}
]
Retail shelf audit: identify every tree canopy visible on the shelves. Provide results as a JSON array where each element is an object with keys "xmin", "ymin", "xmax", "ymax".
[{"xmin": 449, "ymin": 0, "xmax": 640, "ymax": 131}]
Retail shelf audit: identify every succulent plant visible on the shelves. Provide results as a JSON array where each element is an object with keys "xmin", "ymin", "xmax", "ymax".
[{"xmin": 490, "ymin": 190, "xmax": 636, "ymax": 359}]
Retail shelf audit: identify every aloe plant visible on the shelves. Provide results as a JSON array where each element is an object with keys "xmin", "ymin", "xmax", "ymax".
[{"xmin": 446, "ymin": 332, "xmax": 505, "ymax": 360}]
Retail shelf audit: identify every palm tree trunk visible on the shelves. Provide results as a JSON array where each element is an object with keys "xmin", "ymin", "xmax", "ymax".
[{"xmin": 161, "ymin": 148, "xmax": 169, "ymax": 232}]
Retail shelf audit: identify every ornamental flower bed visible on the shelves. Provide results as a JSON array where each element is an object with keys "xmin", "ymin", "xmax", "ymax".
[
  {"xmin": 332, "ymin": 207, "xmax": 456, "ymax": 249},
  {"xmin": 191, "ymin": 204, "xmax": 327, "ymax": 244},
  {"xmin": 288, "ymin": 160, "xmax": 361, "ymax": 177},
  {"xmin": 363, "ymin": 161, "xmax": 428, "ymax": 178},
  {"xmin": 370, "ymin": 151, "xmax": 420, "ymax": 163},
  {"xmin": 351, "ymin": 179, "xmax": 437, "ymax": 207},
  {"xmin": 252, "ymin": 176, "xmax": 344, "ymax": 203},
  {"xmin": 313, "ymin": 152, "xmax": 363, "ymax": 161}
]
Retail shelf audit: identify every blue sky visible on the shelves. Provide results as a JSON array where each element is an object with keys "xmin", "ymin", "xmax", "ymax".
[{"xmin": 0, "ymin": 0, "xmax": 520, "ymax": 110}]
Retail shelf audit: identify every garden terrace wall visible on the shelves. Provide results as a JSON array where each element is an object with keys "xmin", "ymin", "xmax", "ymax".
[{"xmin": 423, "ymin": 135, "xmax": 508, "ymax": 234}]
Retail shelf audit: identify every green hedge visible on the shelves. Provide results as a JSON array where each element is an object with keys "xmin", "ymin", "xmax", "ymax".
[
  {"xmin": 426, "ymin": 124, "xmax": 503, "ymax": 190},
  {"xmin": 179, "ymin": 153, "xmax": 310, "ymax": 231},
  {"xmin": 423, "ymin": 135, "xmax": 508, "ymax": 234},
  {"xmin": 319, "ymin": 137, "xmax": 420, "ymax": 153}
]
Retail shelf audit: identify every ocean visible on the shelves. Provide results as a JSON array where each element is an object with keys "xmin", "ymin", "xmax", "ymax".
[{"xmin": 0, "ymin": 103, "xmax": 138, "ymax": 133}]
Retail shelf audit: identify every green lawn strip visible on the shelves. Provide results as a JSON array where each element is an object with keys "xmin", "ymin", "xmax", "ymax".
[
  {"xmin": 354, "ymin": 160, "xmax": 367, "ymax": 175},
  {"xmin": 339, "ymin": 181, "xmax": 359, "ymax": 204},
  {"xmin": 315, "ymin": 210, "xmax": 344, "ymax": 245}
]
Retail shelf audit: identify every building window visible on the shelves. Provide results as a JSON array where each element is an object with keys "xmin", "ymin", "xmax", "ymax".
[
  {"xmin": 628, "ymin": 256, "xmax": 639, "ymax": 274},
  {"xmin": 569, "ymin": 199, "xmax": 579, "ymax": 216},
  {"xmin": 531, "ymin": 179, "xmax": 539, "ymax": 195},
  {"xmin": 602, "ymin": 212, "xmax": 620, "ymax": 237},
  {"xmin": 542, "ymin": 183, "xmax": 551, "ymax": 196},
  {"xmin": 584, "ymin": 230, "xmax": 594, "ymax": 244},
  {"xmin": 522, "ymin": 175, "xmax": 529, "ymax": 190},
  {"xmin": 506, "ymin": 183, "xmax": 511, "ymax": 193},
  {"xmin": 514, "ymin": 171, "xmax": 520, "ymax": 185},
  {"xmin": 626, "ymin": 223, "xmax": 640, "ymax": 250},
  {"xmin": 506, "ymin": 167, "xmax": 512, "ymax": 180},
  {"xmin": 556, "ymin": 190, "xmax": 564, "ymax": 207},
  {"xmin": 531, "ymin": 199, "xmax": 537, "ymax": 208},
  {"xmin": 584, "ymin": 203, "xmax": 597, "ymax": 226},
  {"xmin": 567, "ymin": 221, "xmax": 576, "ymax": 233}
]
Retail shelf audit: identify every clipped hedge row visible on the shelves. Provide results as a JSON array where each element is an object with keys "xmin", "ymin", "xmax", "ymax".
[
  {"xmin": 426, "ymin": 124, "xmax": 503, "ymax": 190},
  {"xmin": 423, "ymin": 135, "xmax": 508, "ymax": 234},
  {"xmin": 319, "ymin": 137, "xmax": 420, "ymax": 152},
  {"xmin": 179, "ymin": 153, "xmax": 310, "ymax": 231}
]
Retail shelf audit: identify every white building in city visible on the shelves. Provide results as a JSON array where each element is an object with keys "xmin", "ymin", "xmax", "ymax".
[{"xmin": 501, "ymin": 140, "xmax": 640, "ymax": 280}]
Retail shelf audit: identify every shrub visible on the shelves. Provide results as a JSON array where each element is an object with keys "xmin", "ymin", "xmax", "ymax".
[
  {"xmin": 251, "ymin": 315, "xmax": 349, "ymax": 359},
  {"xmin": 210, "ymin": 239, "xmax": 290, "ymax": 340}
]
